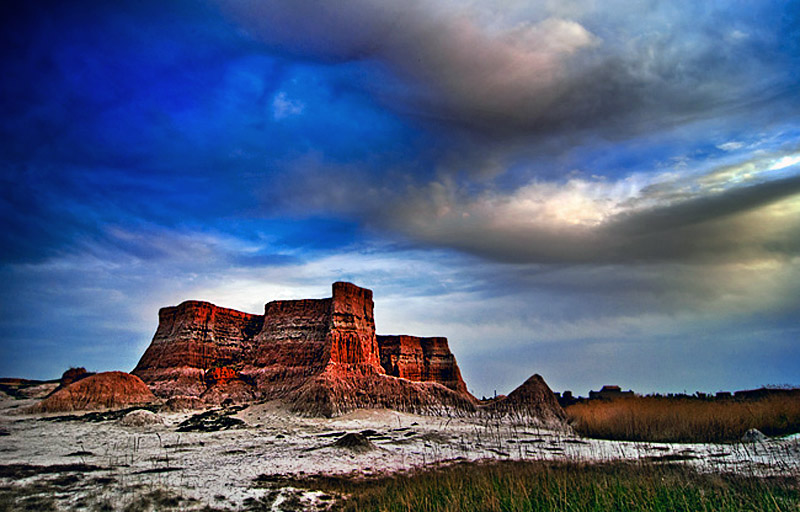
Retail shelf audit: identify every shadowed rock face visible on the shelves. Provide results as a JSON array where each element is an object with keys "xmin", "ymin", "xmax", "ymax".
[
  {"xmin": 377, "ymin": 335, "xmax": 470, "ymax": 395},
  {"xmin": 242, "ymin": 298, "xmax": 333, "ymax": 396},
  {"xmin": 132, "ymin": 282, "xmax": 476, "ymax": 415},
  {"xmin": 59, "ymin": 367, "xmax": 93, "ymax": 388}
]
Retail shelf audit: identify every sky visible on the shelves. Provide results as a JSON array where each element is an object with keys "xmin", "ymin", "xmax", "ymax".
[{"xmin": 1, "ymin": 0, "xmax": 799, "ymax": 397}]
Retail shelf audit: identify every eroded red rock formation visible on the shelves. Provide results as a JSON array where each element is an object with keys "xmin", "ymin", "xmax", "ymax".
[
  {"xmin": 133, "ymin": 282, "xmax": 477, "ymax": 415},
  {"xmin": 377, "ymin": 335, "xmax": 470, "ymax": 395},
  {"xmin": 133, "ymin": 301, "xmax": 263, "ymax": 397},
  {"xmin": 131, "ymin": 281, "xmax": 564, "ymax": 426},
  {"xmin": 241, "ymin": 297, "xmax": 332, "ymax": 397}
]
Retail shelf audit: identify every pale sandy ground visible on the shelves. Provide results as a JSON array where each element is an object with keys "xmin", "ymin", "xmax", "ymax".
[{"xmin": 0, "ymin": 395, "xmax": 798, "ymax": 511}]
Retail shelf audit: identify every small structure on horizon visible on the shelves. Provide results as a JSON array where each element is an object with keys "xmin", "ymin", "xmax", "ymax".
[
  {"xmin": 589, "ymin": 385, "xmax": 634, "ymax": 400},
  {"xmin": 555, "ymin": 390, "xmax": 578, "ymax": 407}
]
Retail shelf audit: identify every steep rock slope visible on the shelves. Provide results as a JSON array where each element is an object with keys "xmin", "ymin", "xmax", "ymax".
[{"xmin": 133, "ymin": 301, "xmax": 263, "ymax": 397}]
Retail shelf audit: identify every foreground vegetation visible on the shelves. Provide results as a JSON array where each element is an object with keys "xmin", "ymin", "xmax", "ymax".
[
  {"xmin": 566, "ymin": 392, "xmax": 800, "ymax": 443},
  {"xmin": 255, "ymin": 460, "xmax": 799, "ymax": 512}
]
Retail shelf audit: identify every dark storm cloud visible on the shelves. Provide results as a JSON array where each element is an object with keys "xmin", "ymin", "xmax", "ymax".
[
  {"xmin": 218, "ymin": 0, "xmax": 800, "ymax": 139},
  {"xmin": 608, "ymin": 174, "xmax": 800, "ymax": 260}
]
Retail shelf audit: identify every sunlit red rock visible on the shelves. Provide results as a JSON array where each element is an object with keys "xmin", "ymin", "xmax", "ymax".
[
  {"xmin": 133, "ymin": 282, "xmax": 398, "ymax": 411},
  {"xmin": 204, "ymin": 367, "xmax": 238, "ymax": 386}
]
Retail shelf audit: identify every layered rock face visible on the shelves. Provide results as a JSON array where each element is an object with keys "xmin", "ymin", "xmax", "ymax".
[
  {"xmin": 328, "ymin": 282, "xmax": 381, "ymax": 372},
  {"xmin": 377, "ymin": 335, "xmax": 469, "ymax": 395},
  {"xmin": 133, "ymin": 301, "xmax": 263, "ymax": 398},
  {"xmin": 241, "ymin": 298, "xmax": 333, "ymax": 397},
  {"xmin": 133, "ymin": 282, "xmax": 474, "ymax": 415}
]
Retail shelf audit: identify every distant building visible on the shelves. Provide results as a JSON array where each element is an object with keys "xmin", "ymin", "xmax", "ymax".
[
  {"xmin": 589, "ymin": 385, "xmax": 634, "ymax": 400},
  {"xmin": 556, "ymin": 390, "xmax": 578, "ymax": 407}
]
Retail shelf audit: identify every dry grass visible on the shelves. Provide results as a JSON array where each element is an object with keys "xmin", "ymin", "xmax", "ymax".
[
  {"xmin": 257, "ymin": 460, "xmax": 800, "ymax": 512},
  {"xmin": 566, "ymin": 393, "xmax": 800, "ymax": 443}
]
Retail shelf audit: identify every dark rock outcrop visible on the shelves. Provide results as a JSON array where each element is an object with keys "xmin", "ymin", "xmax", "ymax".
[
  {"xmin": 32, "ymin": 372, "xmax": 156, "ymax": 413},
  {"xmin": 60, "ymin": 367, "xmax": 93, "ymax": 388}
]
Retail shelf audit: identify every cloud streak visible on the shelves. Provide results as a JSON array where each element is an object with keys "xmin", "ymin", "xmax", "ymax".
[{"xmin": 372, "ymin": 151, "xmax": 800, "ymax": 264}]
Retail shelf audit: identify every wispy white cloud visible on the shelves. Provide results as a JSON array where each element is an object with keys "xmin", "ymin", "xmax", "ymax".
[
  {"xmin": 717, "ymin": 141, "xmax": 744, "ymax": 151},
  {"xmin": 271, "ymin": 91, "xmax": 305, "ymax": 120}
]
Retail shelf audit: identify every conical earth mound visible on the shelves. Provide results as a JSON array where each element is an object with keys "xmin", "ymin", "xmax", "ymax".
[
  {"xmin": 485, "ymin": 374, "xmax": 568, "ymax": 427},
  {"xmin": 33, "ymin": 371, "xmax": 156, "ymax": 413}
]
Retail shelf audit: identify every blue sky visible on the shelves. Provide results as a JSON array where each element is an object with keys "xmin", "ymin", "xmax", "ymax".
[{"xmin": 2, "ymin": 0, "xmax": 799, "ymax": 396}]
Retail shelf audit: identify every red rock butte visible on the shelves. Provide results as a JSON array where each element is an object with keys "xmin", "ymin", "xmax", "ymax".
[
  {"xmin": 133, "ymin": 283, "xmax": 472, "ymax": 415},
  {"xmin": 133, "ymin": 282, "xmax": 565, "ymax": 421}
]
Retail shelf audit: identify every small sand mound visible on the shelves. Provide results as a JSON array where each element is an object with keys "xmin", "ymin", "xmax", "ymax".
[
  {"xmin": 333, "ymin": 433, "xmax": 375, "ymax": 453},
  {"xmin": 32, "ymin": 372, "xmax": 156, "ymax": 413},
  {"xmin": 119, "ymin": 409, "xmax": 163, "ymax": 427}
]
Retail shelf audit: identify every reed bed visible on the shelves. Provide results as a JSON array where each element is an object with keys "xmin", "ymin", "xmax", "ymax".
[{"xmin": 566, "ymin": 393, "xmax": 800, "ymax": 443}]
